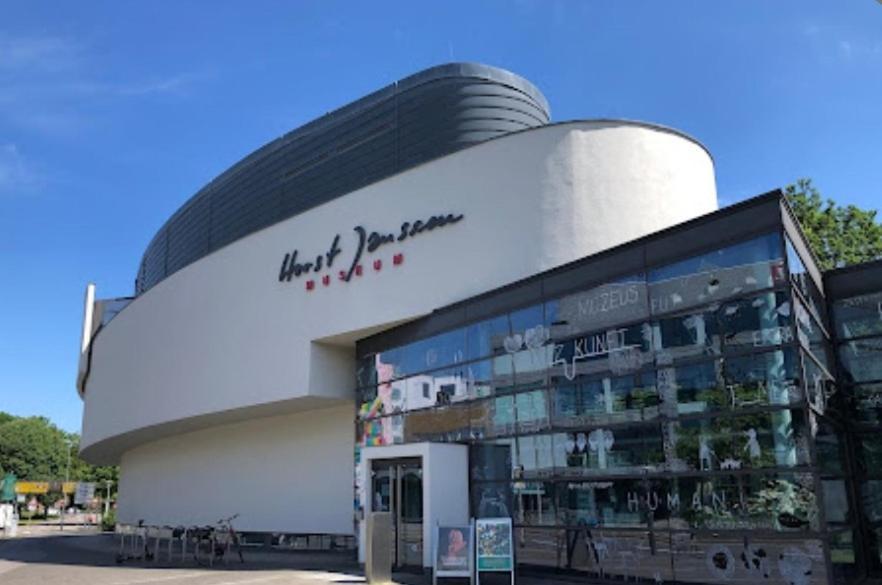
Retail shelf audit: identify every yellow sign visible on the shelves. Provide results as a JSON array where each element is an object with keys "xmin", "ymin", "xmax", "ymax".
[
  {"xmin": 15, "ymin": 482, "xmax": 49, "ymax": 494},
  {"xmin": 63, "ymin": 482, "xmax": 77, "ymax": 495}
]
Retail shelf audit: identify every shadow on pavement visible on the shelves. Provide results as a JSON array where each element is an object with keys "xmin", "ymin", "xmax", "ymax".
[{"xmin": 0, "ymin": 531, "xmax": 364, "ymax": 576}]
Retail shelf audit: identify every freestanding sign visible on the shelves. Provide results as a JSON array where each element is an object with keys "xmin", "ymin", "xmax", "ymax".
[
  {"xmin": 74, "ymin": 482, "xmax": 96, "ymax": 506},
  {"xmin": 433, "ymin": 521, "xmax": 474, "ymax": 585},
  {"xmin": 475, "ymin": 517, "xmax": 514, "ymax": 585}
]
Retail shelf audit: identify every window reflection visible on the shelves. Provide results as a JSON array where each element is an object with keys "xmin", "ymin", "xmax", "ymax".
[
  {"xmin": 833, "ymin": 292, "xmax": 882, "ymax": 340},
  {"xmin": 652, "ymin": 309, "xmax": 720, "ymax": 365},
  {"xmin": 547, "ymin": 274, "xmax": 649, "ymax": 340},
  {"xmin": 668, "ymin": 473, "xmax": 819, "ymax": 531},
  {"xmin": 557, "ymin": 425, "xmax": 663, "ymax": 477},
  {"xmin": 551, "ymin": 371, "xmax": 658, "ymax": 427},
  {"xmin": 558, "ymin": 478, "xmax": 646, "ymax": 528},
  {"xmin": 719, "ymin": 291, "xmax": 793, "ymax": 350},
  {"xmin": 670, "ymin": 410, "xmax": 809, "ymax": 472},
  {"xmin": 840, "ymin": 336, "xmax": 882, "ymax": 383},
  {"xmin": 657, "ymin": 361, "xmax": 723, "ymax": 415},
  {"xmin": 723, "ymin": 349, "xmax": 801, "ymax": 409},
  {"xmin": 786, "ymin": 235, "xmax": 827, "ymax": 326},
  {"xmin": 648, "ymin": 233, "xmax": 785, "ymax": 316},
  {"xmin": 465, "ymin": 314, "xmax": 509, "ymax": 361},
  {"xmin": 465, "ymin": 355, "xmax": 515, "ymax": 398}
]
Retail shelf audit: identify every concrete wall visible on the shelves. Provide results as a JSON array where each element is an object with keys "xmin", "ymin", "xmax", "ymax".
[{"xmin": 117, "ymin": 404, "xmax": 354, "ymax": 534}]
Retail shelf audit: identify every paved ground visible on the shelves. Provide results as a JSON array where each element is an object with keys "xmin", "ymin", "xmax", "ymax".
[{"xmin": 0, "ymin": 525, "xmax": 371, "ymax": 585}]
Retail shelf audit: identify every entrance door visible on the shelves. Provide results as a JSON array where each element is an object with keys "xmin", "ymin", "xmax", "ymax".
[{"xmin": 371, "ymin": 458, "xmax": 423, "ymax": 568}]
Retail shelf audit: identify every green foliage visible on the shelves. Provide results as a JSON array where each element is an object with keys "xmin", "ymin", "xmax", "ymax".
[
  {"xmin": 0, "ymin": 411, "xmax": 118, "ymax": 485},
  {"xmin": 102, "ymin": 508, "xmax": 117, "ymax": 532},
  {"xmin": 785, "ymin": 178, "xmax": 882, "ymax": 270}
]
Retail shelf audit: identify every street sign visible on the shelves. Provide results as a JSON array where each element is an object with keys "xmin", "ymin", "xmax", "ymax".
[
  {"xmin": 74, "ymin": 482, "xmax": 96, "ymax": 505},
  {"xmin": 15, "ymin": 481, "xmax": 49, "ymax": 495}
]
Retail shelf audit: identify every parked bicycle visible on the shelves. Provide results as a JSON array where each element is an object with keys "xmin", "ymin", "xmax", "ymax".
[{"xmin": 193, "ymin": 513, "xmax": 244, "ymax": 566}]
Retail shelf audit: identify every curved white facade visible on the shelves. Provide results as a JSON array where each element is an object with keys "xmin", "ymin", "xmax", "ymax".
[{"xmin": 80, "ymin": 120, "xmax": 717, "ymax": 531}]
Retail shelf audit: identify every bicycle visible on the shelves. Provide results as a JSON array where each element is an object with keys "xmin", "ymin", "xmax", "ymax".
[{"xmin": 192, "ymin": 514, "xmax": 244, "ymax": 566}]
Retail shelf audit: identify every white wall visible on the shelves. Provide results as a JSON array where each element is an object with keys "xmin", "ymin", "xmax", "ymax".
[
  {"xmin": 117, "ymin": 404, "xmax": 354, "ymax": 534},
  {"xmin": 81, "ymin": 121, "xmax": 717, "ymax": 464}
]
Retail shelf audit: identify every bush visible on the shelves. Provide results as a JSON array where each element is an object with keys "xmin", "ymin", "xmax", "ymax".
[{"xmin": 101, "ymin": 509, "xmax": 117, "ymax": 532}]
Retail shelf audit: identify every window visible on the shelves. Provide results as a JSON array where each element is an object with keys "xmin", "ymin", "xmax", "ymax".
[
  {"xmin": 648, "ymin": 233, "xmax": 785, "ymax": 316},
  {"xmin": 547, "ymin": 274, "xmax": 648, "ymax": 339},
  {"xmin": 840, "ymin": 336, "xmax": 882, "ymax": 384},
  {"xmin": 833, "ymin": 292, "xmax": 882, "ymax": 340}
]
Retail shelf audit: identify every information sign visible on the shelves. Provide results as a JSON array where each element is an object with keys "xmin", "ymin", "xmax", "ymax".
[
  {"xmin": 15, "ymin": 481, "xmax": 49, "ymax": 495},
  {"xmin": 74, "ymin": 482, "xmax": 96, "ymax": 505},
  {"xmin": 433, "ymin": 522, "xmax": 473, "ymax": 585},
  {"xmin": 475, "ymin": 517, "xmax": 514, "ymax": 585}
]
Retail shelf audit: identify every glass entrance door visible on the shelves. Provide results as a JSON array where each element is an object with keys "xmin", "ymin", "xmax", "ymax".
[{"xmin": 371, "ymin": 458, "xmax": 423, "ymax": 568}]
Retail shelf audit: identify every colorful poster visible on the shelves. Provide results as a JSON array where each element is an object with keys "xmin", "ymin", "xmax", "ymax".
[
  {"xmin": 435, "ymin": 525, "xmax": 471, "ymax": 575},
  {"xmin": 475, "ymin": 517, "xmax": 513, "ymax": 572}
]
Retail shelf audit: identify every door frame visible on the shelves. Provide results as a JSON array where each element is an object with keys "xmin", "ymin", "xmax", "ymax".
[{"xmin": 360, "ymin": 443, "xmax": 469, "ymax": 569}]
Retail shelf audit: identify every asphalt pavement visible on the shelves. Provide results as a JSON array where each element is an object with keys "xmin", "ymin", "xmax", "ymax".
[{"xmin": 0, "ymin": 525, "xmax": 368, "ymax": 585}]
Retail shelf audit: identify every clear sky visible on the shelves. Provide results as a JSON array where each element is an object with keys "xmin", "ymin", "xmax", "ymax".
[{"xmin": 1, "ymin": 1, "xmax": 880, "ymax": 433}]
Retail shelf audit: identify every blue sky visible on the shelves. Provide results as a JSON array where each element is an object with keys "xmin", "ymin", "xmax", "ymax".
[{"xmin": 1, "ymin": 1, "xmax": 880, "ymax": 433}]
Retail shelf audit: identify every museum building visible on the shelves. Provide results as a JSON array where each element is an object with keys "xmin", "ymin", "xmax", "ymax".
[{"xmin": 76, "ymin": 63, "xmax": 882, "ymax": 584}]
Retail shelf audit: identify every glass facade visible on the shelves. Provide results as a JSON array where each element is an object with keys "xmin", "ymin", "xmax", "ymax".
[
  {"xmin": 831, "ymin": 289, "xmax": 882, "ymax": 578},
  {"xmin": 348, "ymin": 190, "xmax": 882, "ymax": 584},
  {"xmin": 354, "ymin": 226, "xmax": 873, "ymax": 584}
]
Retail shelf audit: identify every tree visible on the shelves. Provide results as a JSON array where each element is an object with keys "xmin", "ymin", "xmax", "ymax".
[
  {"xmin": 0, "ymin": 412, "xmax": 118, "ymax": 484},
  {"xmin": 785, "ymin": 178, "xmax": 882, "ymax": 270}
]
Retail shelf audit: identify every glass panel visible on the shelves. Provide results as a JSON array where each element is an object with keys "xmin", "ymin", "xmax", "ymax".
[
  {"xmin": 853, "ymin": 382, "xmax": 882, "ymax": 425},
  {"xmin": 840, "ymin": 336, "xmax": 882, "ymax": 383},
  {"xmin": 403, "ymin": 367, "xmax": 467, "ymax": 410},
  {"xmin": 856, "ymin": 434, "xmax": 882, "ymax": 475},
  {"xmin": 862, "ymin": 480, "xmax": 882, "ymax": 523},
  {"xmin": 723, "ymin": 348, "xmax": 802, "ymax": 409},
  {"xmin": 549, "ymin": 322, "xmax": 653, "ymax": 381},
  {"xmin": 652, "ymin": 309, "xmax": 721, "ymax": 366},
  {"xmin": 356, "ymin": 355, "xmax": 377, "ymax": 388},
  {"xmin": 786, "ymin": 235, "xmax": 827, "ymax": 326},
  {"xmin": 718, "ymin": 291, "xmax": 793, "ymax": 351},
  {"xmin": 648, "ymin": 233, "xmax": 785, "ymax": 315},
  {"xmin": 472, "ymin": 483, "xmax": 513, "ymax": 518},
  {"xmin": 403, "ymin": 403, "xmax": 470, "ymax": 442},
  {"xmin": 815, "ymin": 421, "xmax": 845, "ymax": 475},
  {"xmin": 470, "ymin": 440, "xmax": 513, "ymax": 481},
  {"xmin": 514, "ymin": 528, "xmax": 565, "ymax": 568},
  {"xmin": 557, "ymin": 478, "xmax": 646, "ymax": 528},
  {"xmin": 511, "ymin": 346, "xmax": 552, "ymax": 389},
  {"xmin": 822, "ymin": 479, "xmax": 850, "ymax": 524},
  {"xmin": 671, "ymin": 534, "xmax": 826, "ymax": 584},
  {"xmin": 803, "ymin": 354, "xmax": 833, "ymax": 415},
  {"xmin": 795, "ymin": 297, "xmax": 829, "ymax": 365},
  {"xmin": 658, "ymin": 361, "xmax": 725, "ymax": 416},
  {"xmin": 361, "ymin": 415, "xmax": 404, "ymax": 446},
  {"xmin": 833, "ymin": 291, "xmax": 882, "ymax": 340},
  {"xmin": 464, "ymin": 355, "xmax": 515, "ymax": 398},
  {"xmin": 465, "ymin": 314, "xmax": 509, "ymax": 361},
  {"xmin": 513, "ymin": 481, "xmax": 556, "ymax": 526},
  {"xmin": 669, "ymin": 410, "xmax": 809, "ymax": 472},
  {"xmin": 376, "ymin": 328, "xmax": 466, "ymax": 379},
  {"xmin": 551, "ymin": 371, "xmax": 659, "ymax": 427},
  {"xmin": 514, "ymin": 389, "xmax": 550, "ymax": 433},
  {"xmin": 667, "ymin": 472, "xmax": 819, "ymax": 531},
  {"xmin": 557, "ymin": 424, "xmax": 664, "ymax": 477},
  {"xmin": 547, "ymin": 273, "xmax": 649, "ymax": 339},
  {"xmin": 516, "ymin": 434, "xmax": 555, "ymax": 478}
]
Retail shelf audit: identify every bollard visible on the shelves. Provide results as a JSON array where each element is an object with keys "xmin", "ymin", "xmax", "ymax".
[{"xmin": 365, "ymin": 512, "xmax": 393, "ymax": 585}]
